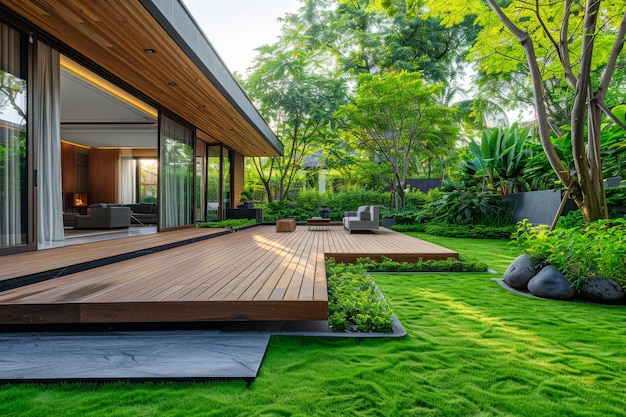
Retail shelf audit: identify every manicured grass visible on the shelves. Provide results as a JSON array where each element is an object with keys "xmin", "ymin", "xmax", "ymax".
[{"xmin": 2, "ymin": 238, "xmax": 625, "ymax": 416}]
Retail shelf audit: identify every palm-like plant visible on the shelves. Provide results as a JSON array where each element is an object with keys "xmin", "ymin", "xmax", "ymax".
[{"xmin": 463, "ymin": 123, "xmax": 532, "ymax": 194}]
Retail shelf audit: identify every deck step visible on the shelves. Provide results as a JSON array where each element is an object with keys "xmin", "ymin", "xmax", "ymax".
[{"xmin": 0, "ymin": 331, "xmax": 270, "ymax": 382}]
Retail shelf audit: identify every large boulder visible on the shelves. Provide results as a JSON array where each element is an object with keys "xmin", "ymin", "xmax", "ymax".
[
  {"xmin": 503, "ymin": 254, "xmax": 536, "ymax": 290},
  {"xmin": 579, "ymin": 276, "xmax": 625, "ymax": 304},
  {"xmin": 528, "ymin": 266, "xmax": 575, "ymax": 300}
]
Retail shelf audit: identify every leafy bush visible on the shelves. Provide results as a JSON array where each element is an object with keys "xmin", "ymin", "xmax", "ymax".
[
  {"xmin": 391, "ymin": 223, "xmax": 515, "ymax": 239},
  {"xmin": 513, "ymin": 218, "xmax": 626, "ymax": 288},
  {"xmin": 606, "ymin": 186, "xmax": 626, "ymax": 218},
  {"xmin": 264, "ymin": 191, "xmax": 391, "ymax": 221},
  {"xmin": 353, "ymin": 255, "xmax": 488, "ymax": 273},
  {"xmin": 197, "ymin": 219, "xmax": 256, "ymax": 229},
  {"xmin": 390, "ymin": 224, "xmax": 428, "ymax": 233},
  {"xmin": 429, "ymin": 183, "xmax": 514, "ymax": 227},
  {"xmin": 326, "ymin": 261, "xmax": 393, "ymax": 332},
  {"xmin": 556, "ymin": 210, "xmax": 584, "ymax": 229},
  {"xmin": 263, "ymin": 200, "xmax": 316, "ymax": 222}
]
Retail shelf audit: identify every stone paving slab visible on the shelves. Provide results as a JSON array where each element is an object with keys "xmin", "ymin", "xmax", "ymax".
[{"xmin": 0, "ymin": 331, "xmax": 270, "ymax": 382}]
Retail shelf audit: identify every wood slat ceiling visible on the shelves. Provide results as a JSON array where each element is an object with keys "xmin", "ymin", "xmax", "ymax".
[{"xmin": 1, "ymin": 0, "xmax": 280, "ymax": 157}]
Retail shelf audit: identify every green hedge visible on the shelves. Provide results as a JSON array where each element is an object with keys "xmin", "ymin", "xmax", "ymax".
[{"xmin": 391, "ymin": 223, "xmax": 515, "ymax": 239}]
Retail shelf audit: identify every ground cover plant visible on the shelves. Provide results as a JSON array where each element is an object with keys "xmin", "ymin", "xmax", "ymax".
[
  {"xmin": 196, "ymin": 219, "xmax": 256, "ymax": 229},
  {"xmin": 326, "ymin": 261, "xmax": 394, "ymax": 332},
  {"xmin": 514, "ymin": 218, "xmax": 626, "ymax": 288},
  {"xmin": 2, "ymin": 237, "xmax": 625, "ymax": 416},
  {"xmin": 391, "ymin": 223, "xmax": 515, "ymax": 239}
]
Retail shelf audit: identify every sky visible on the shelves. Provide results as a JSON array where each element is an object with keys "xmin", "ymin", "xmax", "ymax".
[{"xmin": 182, "ymin": 0, "xmax": 301, "ymax": 74}]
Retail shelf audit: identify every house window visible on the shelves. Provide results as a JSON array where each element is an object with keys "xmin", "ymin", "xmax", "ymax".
[
  {"xmin": 137, "ymin": 158, "xmax": 157, "ymax": 203},
  {"xmin": 0, "ymin": 22, "xmax": 28, "ymax": 249}
]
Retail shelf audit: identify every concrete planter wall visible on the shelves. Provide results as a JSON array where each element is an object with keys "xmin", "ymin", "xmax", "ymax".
[{"xmin": 503, "ymin": 190, "xmax": 577, "ymax": 226}]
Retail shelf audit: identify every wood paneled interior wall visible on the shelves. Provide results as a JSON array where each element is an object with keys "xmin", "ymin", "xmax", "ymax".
[
  {"xmin": 232, "ymin": 151, "xmax": 244, "ymax": 205},
  {"xmin": 61, "ymin": 141, "xmax": 90, "ymax": 211},
  {"xmin": 89, "ymin": 149, "xmax": 120, "ymax": 204}
]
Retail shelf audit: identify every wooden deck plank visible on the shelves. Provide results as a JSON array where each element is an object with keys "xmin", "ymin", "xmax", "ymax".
[
  {"xmin": 0, "ymin": 227, "xmax": 230, "ymax": 282},
  {"xmin": 0, "ymin": 224, "xmax": 457, "ymax": 324}
]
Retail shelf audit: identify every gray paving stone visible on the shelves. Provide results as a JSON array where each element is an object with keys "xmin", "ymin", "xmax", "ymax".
[{"xmin": 0, "ymin": 331, "xmax": 270, "ymax": 382}]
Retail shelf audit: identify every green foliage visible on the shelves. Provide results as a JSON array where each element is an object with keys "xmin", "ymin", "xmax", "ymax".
[
  {"xmin": 396, "ymin": 223, "xmax": 515, "ymax": 240},
  {"xmin": 607, "ymin": 186, "xmax": 626, "ymax": 218},
  {"xmin": 264, "ymin": 191, "xmax": 392, "ymax": 222},
  {"xmin": 239, "ymin": 189, "xmax": 254, "ymax": 203},
  {"xmin": 602, "ymin": 105, "xmax": 626, "ymax": 179},
  {"xmin": 335, "ymin": 71, "xmax": 458, "ymax": 209},
  {"xmin": 556, "ymin": 210, "xmax": 584, "ymax": 230},
  {"xmin": 514, "ymin": 218, "xmax": 626, "ymax": 288},
  {"xmin": 523, "ymin": 132, "xmax": 575, "ymax": 190},
  {"xmin": 429, "ymin": 182, "xmax": 514, "ymax": 227},
  {"xmin": 326, "ymin": 261, "xmax": 393, "ymax": 332},
  {"xmin": 352, "ymin": 255, "xmax": 488, "ymax": 273},
  {"xmin": 140, "ymin": 196, "xmax": 157, "ymax": 203},
  {"xmin": 197, "ymin": 219, "xmax": 256, "ymax": 229},
  {"xmin": 463, "ymin": 123, "xmax": 532, "ymax": 194}
]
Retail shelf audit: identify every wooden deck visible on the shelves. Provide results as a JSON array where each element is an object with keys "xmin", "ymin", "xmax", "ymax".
[{"xmin": 0, "ymin": 225, "xmax": 457, "ymax": 325}]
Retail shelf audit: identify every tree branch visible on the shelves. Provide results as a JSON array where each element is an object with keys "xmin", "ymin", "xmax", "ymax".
[
  {"xmin": 560, "ymin": 0, "xmax": 578, "ymax": 89},
  {"xmin": 485, "ymin": 0, "xmax": 570, "ymax": 186},
  {"xmin": 596, "ymin": 11, "xmax": 626, "ymax": 102}
]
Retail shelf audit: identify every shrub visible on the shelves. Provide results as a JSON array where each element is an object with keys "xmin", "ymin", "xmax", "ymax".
[
  {"xmin": 326, "ymin": 261, "xmax": 393, "ymax": 332},
  {"xmin": 556, "ymin": 210, "xmax": 584, "ymax": 229},
  {"xmin": 197, "ymin": 219, "xmax": 256, "ymax": 229},
  {"xmin": 513, "ymin": 218, "xmax": 626, "ymax": 288},
  {"xmin": 390, "ymin": 223, "xmax": 515, "ymax": 239},
  {"xmin": 263, "ymin": 191, "xmax": 393, "ymax": 221},
  {"xmin": 606, "ymin": 186, "xmax": 626, "ymax": 218},
  {"xmin": 429, "ymin": 183, "xmax": 514, "ymax": 227},
  {"xmin": 353, "ymin": 255, "xmax": 488, "ymax": 273}
]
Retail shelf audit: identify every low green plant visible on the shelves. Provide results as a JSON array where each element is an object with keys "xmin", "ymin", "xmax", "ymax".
[
  {"xmin": 326, "ymin": 261, "xmax": 393, "ymax": 332},
  {"xmin": 556, "ymin": 210, "xmax": 584, "ymax": 229},
  {"xmin": 391, "ymin": 223, "xmax": 515, "ymax": 239},
  {"xmin": 429, "ymin": 182, "xmax": 514, "ymax": 227},
  {"xmin": 353, "ymin": 255, "xmax": 488, "ymax": 273},
  {"xmin": 197, "ymin": 219, "xmax": 256, "ymax": 229},
  {"xmin": 514, "ymin": 218, "xmax": 626, "ymax": 288}
]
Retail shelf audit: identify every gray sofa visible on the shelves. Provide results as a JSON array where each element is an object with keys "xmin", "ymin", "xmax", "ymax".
[
  {"xmin": 124, "ymin": 203, "xmax": 158, "ymax": 224},
  {"xmin": 342, "ymin": 205, "xmax": 380, "ymax": 233},
  {"xmin": 76, "ymin": 204, "xmax": 131, "ymax": 229}
]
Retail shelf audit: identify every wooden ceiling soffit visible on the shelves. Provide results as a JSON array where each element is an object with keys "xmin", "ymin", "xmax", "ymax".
[{"xmin": 0, "ymin": 0, "xmax": 283, "ymax": 157}]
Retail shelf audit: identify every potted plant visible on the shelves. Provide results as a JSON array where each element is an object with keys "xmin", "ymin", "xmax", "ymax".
[{"xmin": 239, "ymin": 189, "xmax": 254, "ymax": 209}]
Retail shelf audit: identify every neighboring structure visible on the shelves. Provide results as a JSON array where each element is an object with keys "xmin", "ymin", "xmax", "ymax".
[{"xmin": 0, "ymin": 0, "xmax": 283, "ymax": 256}]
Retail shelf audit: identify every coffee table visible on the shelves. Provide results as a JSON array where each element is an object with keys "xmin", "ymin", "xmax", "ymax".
[{"xmin": 306, "ymin": 218, "xmax": 331, "ymax": 231}]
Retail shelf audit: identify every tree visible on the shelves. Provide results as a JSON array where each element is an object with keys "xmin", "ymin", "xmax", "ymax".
[
  {"xmin": 335, "ymin": 71, "xmax": 458, "ymax": 208},
  {"xmin": 243, "ymin": 24, "xmax": 348, "ymax": 201},
  {"xmin": 372, "ymin": 0, "xmax": 626, "ymax": 223},
  {"xmin": 289, "ymin": 0, "xmax": 475, "ymax": 81}
]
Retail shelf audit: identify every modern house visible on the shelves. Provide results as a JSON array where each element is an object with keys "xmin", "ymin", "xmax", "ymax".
[{"xmin": 0, "ymin": 0, "xmax": 283, "ymax": 256}]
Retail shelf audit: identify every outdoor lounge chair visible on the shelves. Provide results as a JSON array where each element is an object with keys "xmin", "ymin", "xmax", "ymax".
[{"xmin": 342, "ymin": 205, "xmax": 379, "ymax": 233}]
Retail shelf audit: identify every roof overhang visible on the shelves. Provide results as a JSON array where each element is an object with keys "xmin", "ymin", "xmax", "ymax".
[{"xmin": 0, "ymin": 0, "xmax": 283, "ymax": 157}]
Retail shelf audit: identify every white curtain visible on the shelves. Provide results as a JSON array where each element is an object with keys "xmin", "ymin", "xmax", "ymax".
[
  {"xmin": 35, "ymin": 42, "xmax": 64, "ymax": 244},
  {"xmin": 0, "ymin": 23, "xmax": 26, "ymax": 247},
  {"xmin": 160, "ymin": 115, "xmax": 193, "ymax": 228},
  {"xmin": 119, "ymin": 155, "xmax": 136, "ymax": 203}
]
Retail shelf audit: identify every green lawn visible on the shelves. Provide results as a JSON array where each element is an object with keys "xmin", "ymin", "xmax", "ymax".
[{"xmin": 2, "ymin": 236, "xmax": 625, "ymax": 416}]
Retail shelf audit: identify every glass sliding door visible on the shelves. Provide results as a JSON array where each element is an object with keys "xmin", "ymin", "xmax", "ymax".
[
  {"xmin": 195, "ymin": 139, "xmax": 205, "ymax": 222},
  {"xmin": 222, "ymin": 147, "xmax": 231, "ymax": 220},
  {"xmin": 159, "ymin": 114, "xmax": 193, "ymax": 229},
  {"xmin": 206, "ymin": 144, "xmax": 220, "ymax": 221},
  {"xmin": 0, "ymin": 22, "xmax": 28, "ymax": 251}
]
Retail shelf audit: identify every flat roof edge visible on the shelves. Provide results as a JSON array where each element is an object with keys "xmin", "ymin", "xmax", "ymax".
[{"xmin": 140, "ymin": 0, "xmax": 283, "ymax": 155}]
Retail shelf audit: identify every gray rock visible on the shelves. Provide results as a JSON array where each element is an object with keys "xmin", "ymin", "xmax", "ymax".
[
  {"xmin": 528, "ymin": 266, "xmax": 575, "ymax": 300},
  {"xmin": 503, "ymin": 254, "xmax": 536, "ymax": 290},
  {"xmin": 579, "ymin": 276, "xmax": 625, "ymax": 304}
]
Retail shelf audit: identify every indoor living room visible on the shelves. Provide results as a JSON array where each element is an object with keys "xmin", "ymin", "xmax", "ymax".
[{"xmin": 56, "ymin": 56, "xmax": 159, "ymax": 247}]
